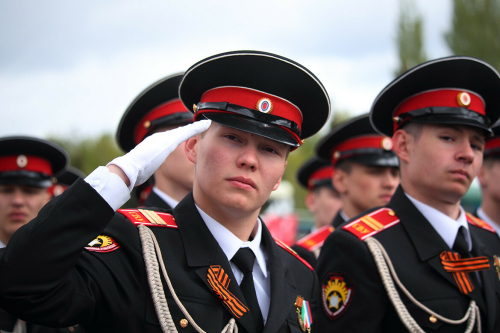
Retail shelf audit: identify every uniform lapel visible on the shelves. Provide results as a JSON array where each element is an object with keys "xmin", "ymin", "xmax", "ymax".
[
  {"xmin": 389, "ymin": 187, "xmax": 486, "ymax": 312},
  {"xmin": 173, "ymin": 193, "xmax": 256, "ymax": 333},
  {"xmin": 261, "ymin": 223, "xmax": 297, "ymax": 333}
]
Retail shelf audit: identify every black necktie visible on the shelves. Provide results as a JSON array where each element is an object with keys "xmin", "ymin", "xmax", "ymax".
[
  {"xmin": 453, "ymin": 226, "xmax": 482, "ymax": 288},
  {"xmin": 231, "ymin": 248, "xmax": 264, "ymax": 332}
]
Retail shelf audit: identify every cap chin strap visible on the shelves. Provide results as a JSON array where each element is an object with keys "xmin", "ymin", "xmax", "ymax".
[
  {"xmin": 138, "ymin": 224, "xmax": 238, "ymax": 333},
  {"xmin": 364, "ymin": 237, "xmax": 480, "ymax": 333}
]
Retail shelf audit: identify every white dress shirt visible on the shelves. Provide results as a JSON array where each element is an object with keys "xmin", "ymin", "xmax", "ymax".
[
  {"xmin": 477, "ymin": 207, "xmax": 500, "ymax": 237},
  {"xmin": 196, "ymin": 205, "xmax": 271, "ymax": 324},
  {"xmin": 406, "ymin": 193, "xmax": 472, "ymax": 251},
  {"xmin": 152, "ymin": 186, "xmax": 179, "ymax": 208},
  {"xmin": 0, "ymin": 240, "xmax": 5, "ymax": 248}
]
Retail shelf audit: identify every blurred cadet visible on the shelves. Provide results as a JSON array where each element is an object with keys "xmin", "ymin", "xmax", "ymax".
[
  {"xmin": 50, "ymin": 166, "xmax": 86, "ymax": 197},
  {"xmin": 0, "ymin": 137, "xmax": 85, "ymax": 333},
  {"xmin": 317, "ymin": 57, "xmax": 500, "ymax": 332},
  {"xmin": 316, "ymin": 114, "xmax": 400, "ymax": 228},
  {"xmin": 292, "ymin": 157, "xmax": 341, "ymax": 265},
  {"xmin": 0, "ymin": 51, "xmax": 330, "ymax": 333},
  {"xmin": 476, "ymin": 125, "xmax": 500, "ymax": 235},
  {"xmin": 117, "ymin": 73, "xmax": 193, "ymax": 210},
  {"xmin": 133, "ymin": 176, "xmax": 154, "ymax": 206}
]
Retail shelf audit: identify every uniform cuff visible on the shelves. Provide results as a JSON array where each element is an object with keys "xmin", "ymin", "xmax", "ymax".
[{"xmin": 84, "ymin": 166, "xmax": 130, "ymax": 211}]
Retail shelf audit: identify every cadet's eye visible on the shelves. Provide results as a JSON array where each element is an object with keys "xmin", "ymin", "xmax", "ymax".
[
  {"xmin": 225, "ymin": 135, "xmax": 241, "ymax": 142},
  {"xmin": 263, "ymin": 146, "xmax": 279, "ymax": 155}
]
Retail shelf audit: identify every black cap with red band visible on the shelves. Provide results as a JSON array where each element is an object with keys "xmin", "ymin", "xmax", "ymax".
[
  {"xmin": 50, "ymin": 166, "xmax": 85, "ymax": 197},
  {"xmin": 297, "ymin": 157, "xmax": 335, "ymax": 191},
  {"xmin": 316, "ymin": 114, "xmax": 399, "ymax": 168},
  {"xmin": 370, "ymin": 56, "xmax": 500, "ymax": 137},
  {"xmin": 484, "ymin": 125, "xmax": 500, "ymax": 158},
  {"xmin": 179, "ymin": 50, "xmax": 330, "ymax": 147},
  {"xmin": 117, "ymin": 73, "xmax": 193, "ymax": 152},
  {"xmin": 0, "ymin": 136, "xmax": 69, "ymax": 188}
]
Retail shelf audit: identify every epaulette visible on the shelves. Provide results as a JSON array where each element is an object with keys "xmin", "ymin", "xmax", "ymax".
[
  {"xmin": 275, "ymin": 238, "xmax": 314, "ymax": 271},
  {"xmin": 343, "ymin": 207, "xmax": 400, "ymax": 240},
  {"xmin": 466, "ymin": 212, "xmax": 496, "ymax": 233},
  {"xmin": 117, "ymin": 209, "xmax": 178, "ymax": 228},
  {"xmin": 295, "ymin": 225, "xmax": 334, "ymax": 252}
]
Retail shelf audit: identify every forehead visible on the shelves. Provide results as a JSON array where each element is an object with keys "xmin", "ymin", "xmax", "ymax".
[
  {"xmin": 423, "ymin": 123, "xmax": 486, "ymax": 138},
  {"xmin": 207, "ymin": 123, "xmax": 290, "ymax": 148}
]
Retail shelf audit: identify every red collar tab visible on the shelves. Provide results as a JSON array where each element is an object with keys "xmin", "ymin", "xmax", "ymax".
[
  {"xmin": 485, "ymin": 136, "xmax": 500, "ymax": 156},
  {"xmin": 275, "ymin": 238, "xmax": 314, "ymax": 271},
  {"xmin": 0, "ymin": 155, "xmax": 52, "ymax": 175},
  {"xmin": 134, "ymin": 98, "xmax": 191, "ymax": 145},
  {"xmin": 466, "ymin": 213, "xmax": 496, "ymax": 233},
  {"xmin": 393, "ymin": 89, "xmax": 485, "ymax": 132},
  {"xmin": 295, "ymin": 225, "xmax": 334, "ymax": 251},
  {"xmin": 117, "ymin": 209, "xmax": 178, "ymax": 228},
  {"xmin": 343, "ymin": 208, "xmax": 400, "ymax": 240},
  {"xmin": 308, "ymin": 166, "xmax": 333, "ymax": 190},
  {"xmin": 331, "ymin": 134, "xmax": 393, "ymax": 166}
]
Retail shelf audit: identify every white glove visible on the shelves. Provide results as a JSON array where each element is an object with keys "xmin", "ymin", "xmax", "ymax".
[{"xmin": 108, "ymin": 119, "xmax": 211, "ymax": 191}]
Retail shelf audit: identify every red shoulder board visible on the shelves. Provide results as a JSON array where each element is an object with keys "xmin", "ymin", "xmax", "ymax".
[
  {"xmin": 466, "ymin": 213, "xmax": 496, "ymax": 233},
  {"xmin": 117, "ymin": 209, "xmax": 178, "ymax": 228},
  {"xmin": 343, "ymin": 208, "xmax": 400, "ymax": 240},
  {"xmin": 295, "ymin": 225, "xmax": 334, "ymax": 252},
  {"xmin": 275, "ymin": 238, "xmax": 314, "ymax": 271}
]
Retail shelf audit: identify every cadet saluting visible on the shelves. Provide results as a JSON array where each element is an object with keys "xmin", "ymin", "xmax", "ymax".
[
  {"xmin": 0, "ymin": 51, "xmax": 330, "ymax": 333},
  {"xmin": 316, "ymin": 56, "xmax": 500, "ymax": 332}
]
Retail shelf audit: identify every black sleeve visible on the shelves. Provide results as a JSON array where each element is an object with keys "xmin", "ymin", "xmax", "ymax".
[
  {"xmin": 0, "ymin": 179, "xmax": 133, "ymax": 328},
  {"xmin": 291, "ymin": 245, "xmax": 317, "ymax": 268},
  {"xmin": 315, "ymin": 229, "xmax": 388, "ymax": 332}
]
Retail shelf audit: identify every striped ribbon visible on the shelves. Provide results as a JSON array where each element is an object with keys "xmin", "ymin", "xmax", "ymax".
[
  {"xmin": 440, "ymin": 251, "xmax": 490, "ymax": 294},
  {"xmin": 207, "ymin": 265, "xmax": 249, "ymax": 318}
]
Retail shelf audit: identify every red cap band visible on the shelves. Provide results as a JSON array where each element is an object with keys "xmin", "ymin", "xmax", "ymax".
[
  {"xmin": 0, "ymin": 155, "xmax": 52, "ymax": 175},
  {"xmin": 134, "ymin": 98, "xmax": 190, "ymax": 145},
  {"xmin": 393, "ymin": 89, "xmax": 485, "ymax": 132},
  {"xmin": 331, "ymin": 135, "xmax": 393, "ymax": 165},
  {"xmin": 308, "ymin": 166, "xmax": 333, "ymax": 190},
  {"xmin": 485, "ymin": 136, "xmax": 500, "ymax": 155}
]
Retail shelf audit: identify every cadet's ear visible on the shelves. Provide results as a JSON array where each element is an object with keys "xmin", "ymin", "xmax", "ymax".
[
  {"xmin": 272, "ymin": 161, "xmax": 287, "ymax": 191},
  {"xmin": 392, "ymin": 129, "xmax": 410, "ymax": 164},
  {"xmin": 333, "ymin": 169, "xmax": 347, "ymax": 195},
  {"xmin": 305, "ymin": 191, "xmax": 317, "ymax": 212},
  {"xmin": 477, "ymin": 165, "xmax": 488, "ymax": 189},
  {"xmin": 184, "ymin": 136, "xmax": 199, "ymax": 164}
]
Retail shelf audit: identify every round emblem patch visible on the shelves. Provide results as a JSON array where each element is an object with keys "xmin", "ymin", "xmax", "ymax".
[
  {"xmin": 322, "ymin": 273, "xmax": 353, "ymax": 320},
  {"xmin": 17, "ymin": 155, "xmax": 28, "ymax": 168},
  {"xmin": 456, "ymin": 92, "xmax": 471, "ymax": 107},
  {"xmin": 85, "ymin": 235, "xmax": 120, "ymax": 253},
  {"xmin": 256, "ymin": 98, "xmax": 273, "ymax": 113},
  {"xmin": 381, "ymin": 137, "xmax": 393, "ymax": 151}
]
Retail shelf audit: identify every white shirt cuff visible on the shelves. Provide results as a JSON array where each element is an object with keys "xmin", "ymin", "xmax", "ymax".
[{"xmin": 84, "ymin": 166, "xmax": 130, "ymax": 211}]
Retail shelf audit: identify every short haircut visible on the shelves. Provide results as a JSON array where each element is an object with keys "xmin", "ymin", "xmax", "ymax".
[
  {"xmin": 399, "ymin": 121, "xmax": 424, "ymax": 142},
  {"xmin": 483, "ymin": 154, "xmax": 500, "ymax": 168},
  {"xmin": 335, "ymin": 159, "xmax": 353, "ymax": 174}
]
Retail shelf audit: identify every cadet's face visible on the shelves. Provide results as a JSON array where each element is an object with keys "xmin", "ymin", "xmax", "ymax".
[
  {"xmin": 340, "ymin": 164, "xmax": 400, "ymax": 215},
  {"xmin": 0, "ymin": 184, "xmax": 50, "ymax": 245},
  {"xmin": 188, "ymin": 123, "xmax": 288, "ymax": 215},
  {"xmin": 306, "ymin": 187, "xmax": 343, "ymax": 228},
  {"xmin": 405, "ymin": 124, "xmax": 485, "ymax": 203},
  {"xmin": 479, "ymin": 160, "xmax": 500, "ymax": 202}
]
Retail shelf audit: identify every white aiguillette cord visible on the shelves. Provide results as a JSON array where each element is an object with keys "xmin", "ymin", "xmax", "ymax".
[
  {"xmin": 138, "ymin": 224, "xmax": 238, "ymax": 333},
  {"xmin": 364, "ymin": 237, "xmax": 480, "ymax": 333}
]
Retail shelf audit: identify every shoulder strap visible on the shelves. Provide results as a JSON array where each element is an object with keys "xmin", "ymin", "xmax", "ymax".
[
  {"xmin": 343, "ymin": 207, "xmax": 400, "ymax": 240},
  {"xmin": 466, "ymin": 212, "xmax": 496, "ymax": 233},
  {"xmin": 117, "ymin": 209, "xmax": 178, "ymax": 228},
  {"xmin": 275, "ymin": 238, "xmax": 314, "ymax": 271},
  {"xmin": 295, "ymin": 225, "xmax": 334, "ymax": 251}
]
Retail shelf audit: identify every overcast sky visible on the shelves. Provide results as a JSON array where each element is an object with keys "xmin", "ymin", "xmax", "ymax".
[{"xmin": 0, "ymin": 0, "xmax": 453, "ymax": 142}]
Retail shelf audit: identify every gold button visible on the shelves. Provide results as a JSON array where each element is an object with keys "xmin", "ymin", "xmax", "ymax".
[
  {"xmin": 429, "ymin": 315, "xmax": 437, "ymax": 323},
  {"xmin": 193, "ymin": 104, "xmax": 198, "ymax": 113},
  {"xmin": 333, "ymin": 151, "xmax": 341, "ymax": 160},
  {"xmin": 143, "ymin": 120, "xmax": 151, "ymax": 129},
  {"xmin": 456, "ymin": 92, "xmax": 471, "ymax": 107},
  {"xmin": 180, "ymin": 319, "xmax": 188, "ymax": 328},
  {"xmin": 69, "ymin": 327, "xmax": 75, "ymax": 332},
  {"xmin": 388, "ymin": 210, "xmax": 395, "ymax": 216}
]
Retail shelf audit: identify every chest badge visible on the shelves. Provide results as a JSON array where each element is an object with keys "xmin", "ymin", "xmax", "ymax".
[
  {"xmin": 294, "ymin": 296, "xmax": 312, "ymax": 332},
  {"xmin": 85, "ymin": 235, "xmax": 120, "ymax": 253}
]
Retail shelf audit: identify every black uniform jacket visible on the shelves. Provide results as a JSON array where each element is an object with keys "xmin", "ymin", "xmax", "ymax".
[
  {"xmin": 0, "ymin": 179, "xmax": 318, "ymax": 333},
  {"xmin": 143, "ymin": 189, "xmax": 172, "ymax": 210},
  {"xmin": 331, "ymin": 212, "xmax": 345, "ymax": 229},
  {"xmin": 316, "ymin": 186, "xmax": 500, "ymax": 332}
]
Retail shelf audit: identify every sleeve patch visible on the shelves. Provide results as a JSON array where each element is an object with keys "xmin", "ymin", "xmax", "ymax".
[
  {"xmin": 295, "ymin": 225, "xmax": 334, "ymax": 251},
  {"xmin": 321, "ymin": 272, "xmax": 354, "ymax": 320},
  {"xmin": 342, "ymin": 207, "xmax": 400, "ymax": 240},
  {"xmin": 117, "ymin": 209, "xmax": 178, "ymax": 228},
  {"xmin": 275, "ymin": 238, "xmax": 314, "ymax": 271},
  {"xmin": 85, "ymin": 235, "xmax": 120, "ymax": 253}
]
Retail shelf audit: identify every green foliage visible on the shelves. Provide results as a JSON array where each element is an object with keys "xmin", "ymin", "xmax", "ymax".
[
  {"xmin": 395, "ymin": 0, "xmax": 427, "ymax": 76},
  {"xmin": 48, "ymin": 133, "xmax": 123, "ymax": 176},
  {"xmin": 282, "ymin": 110, "xmax": 351, "ymax": 210},
  {"xmin": 445, "ymin": 0, "xmax": 500, "ymax": 72}
]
